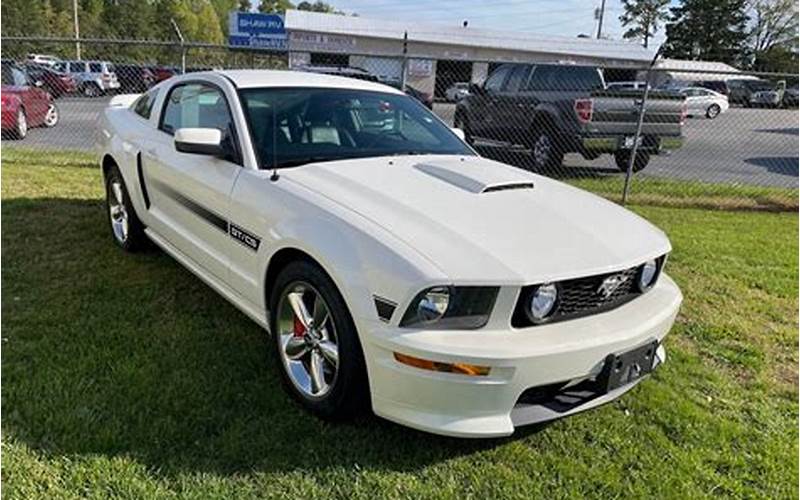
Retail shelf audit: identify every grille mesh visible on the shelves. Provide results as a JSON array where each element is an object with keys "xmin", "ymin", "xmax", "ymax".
[{"xmin": 512, "ymin": 264, "xmax": 651, "ymax": 328}]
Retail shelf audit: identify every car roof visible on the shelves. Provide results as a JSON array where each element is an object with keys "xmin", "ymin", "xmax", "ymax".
[{"xmin": 214, "ymin": 69, "xmax": 404, "ymax": 94}]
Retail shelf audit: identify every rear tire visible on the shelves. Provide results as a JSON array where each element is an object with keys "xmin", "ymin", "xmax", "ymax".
[
  {"xmin": 614, "ymin": 150, "xmax": 650, "ymax": 173},
  {"xmin": 44, "ymin": 104, "xmax": 59, "ymax": 127},
  {"xmin": 530, "ymin": 129, "xmax": 564, "ymax": 172},
  {"xmin": 270, "ymin": 260, "xmax": 369, "ymax": 420},
  {"xmin": 105, "ymin": 165, "xmax": 148, "ymax": 252},
  {"xmin": 82, "ymin": 83, "xmax": 101, "ymax": 98}
]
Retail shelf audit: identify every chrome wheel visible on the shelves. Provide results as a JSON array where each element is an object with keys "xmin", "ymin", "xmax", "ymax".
[
  {"xmin": 108, "ymin": 180, "xmax": 129, "ymax": 243},
  {"xmin": 276, "ymin": 282, "xmax": 339, "ymax": 399},
  {"xmin": 706, "ymin": 104, "xmax": 720, "ymax": 119},
  {"xmin": 533, "ymin": 133, "xmax": 552, "ymax": 167},
  {"xmin": 44, "ymin": 104, "xmax": 59, "ymax": 127},
  {"xmin": 16, "ymin": 110, "xmax": 27, "ymax": 138}
]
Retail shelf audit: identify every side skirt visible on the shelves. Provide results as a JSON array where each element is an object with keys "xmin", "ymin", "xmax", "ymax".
[{"xmin": 145, "ymin": 228, "xmax": 270, "ymax": 332}]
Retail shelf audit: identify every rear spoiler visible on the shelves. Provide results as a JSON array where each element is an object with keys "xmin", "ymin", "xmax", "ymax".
[{"xmin": 108, "ymin": 93, "xmax": 141, "ymax": 108}]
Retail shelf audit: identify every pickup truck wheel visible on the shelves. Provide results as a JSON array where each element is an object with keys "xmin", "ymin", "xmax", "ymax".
[
  {"xmin": 614, "ymin": 150, "xmax": 651, "ymax": 173},
  {"xmin": 105, "ymin": 166, "xmax": 148, "ymax": 251},
  {"xmin": 531, "ymin": 130, "xmax": 564, "ymax": 171},
  {"xmin": 706, "ymin": 104, "xmax": 721, "ymax": 119},
  {"xmin": 270, "ymin": 260, "xmax": 369, "ymax": 420},
  {"xmin": 453, "ymin": 112, "xmax": 474, "ymax": 145}
]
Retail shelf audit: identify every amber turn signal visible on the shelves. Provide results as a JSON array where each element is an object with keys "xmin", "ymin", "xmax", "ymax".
[{"xmin": 393, "ymin": 352, "xmax": 490, "ymax": 376}]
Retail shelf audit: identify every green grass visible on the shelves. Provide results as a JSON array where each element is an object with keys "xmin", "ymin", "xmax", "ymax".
[{"xmin": 2, "ymin": 149, "xmax": 798, "ymax": 499}]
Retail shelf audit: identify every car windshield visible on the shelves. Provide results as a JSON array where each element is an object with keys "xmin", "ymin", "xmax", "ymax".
[
  {"xmin": 746, "ymin": 80, "xmax": 773, "ymax": 91},
  {"xmin": 240, "ymin": 87, "xmax": 474, "ymax": 169}
]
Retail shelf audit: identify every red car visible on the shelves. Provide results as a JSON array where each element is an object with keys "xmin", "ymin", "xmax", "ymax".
[
  {"xmin": 2, "ymin": 61, "xmax": 59, "ymax": 139},
  {"xmin": 24, "ymin": 63, "xmax": 78, "ymax": 98}
]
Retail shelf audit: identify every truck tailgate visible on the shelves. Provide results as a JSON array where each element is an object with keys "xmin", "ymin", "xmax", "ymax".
[{"xmin": 586, "ymin": 90, "xmax": 685, "ymax": 137}]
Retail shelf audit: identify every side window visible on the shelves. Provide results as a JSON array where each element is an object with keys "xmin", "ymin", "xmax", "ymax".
[
  {"xmin": 12, "ymin": 67, "xmax": 27, "ymax": 87},
  {"xmin": 484, "ymin": 66, "xmax": 510, "ymax": 92},
  {"xmin": 89, "ymin": 62, "xmax": 102, "ymax": 73},
  {"xmin": 503, "ymin": 65, "xmax": 531, "ymax": 92},
  {"xmin": 132, "ymin": 89, "xmax": 158, "ymax": 119},
  {"xmin": 527, "ymin": 66, "xmax": 557, "ymax": 91},
  {"xmin": 160, "ymin": 83, "xmax": 234, "ymax": 137}
]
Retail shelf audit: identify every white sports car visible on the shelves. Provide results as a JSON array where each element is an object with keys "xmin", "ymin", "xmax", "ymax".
[{"xmin": 96, "ymin": 70, "xmax": 682, "ymax": 438}]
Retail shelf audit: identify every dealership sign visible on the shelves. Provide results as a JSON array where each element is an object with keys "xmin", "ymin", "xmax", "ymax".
[{"xmin": 228, "ymin": 12, "xmax": 287, "ymax": 50}]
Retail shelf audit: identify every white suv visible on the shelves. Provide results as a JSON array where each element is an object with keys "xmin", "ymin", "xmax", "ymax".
[{"xmin": 54, "ymin": 60, "xmax": 120, "ymax": 97}]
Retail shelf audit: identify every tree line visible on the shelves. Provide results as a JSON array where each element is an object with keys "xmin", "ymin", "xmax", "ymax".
[{"xmin": 620, "ymin": 0, "xmax": 798, "ymax": 73}]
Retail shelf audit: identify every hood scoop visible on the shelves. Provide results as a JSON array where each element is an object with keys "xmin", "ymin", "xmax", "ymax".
[{"xmin": 414, "ymin": 163, "xmax": 534, "ymax": 194}]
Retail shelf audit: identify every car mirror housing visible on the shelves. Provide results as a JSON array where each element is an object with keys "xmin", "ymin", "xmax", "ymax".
[
  {"xmin": 174, "ymin": 128, "xmax": 224, "ymax": 156},
  {"xmin": 450, "ymin": 127, "xmax": 466, "ymax": 141}
]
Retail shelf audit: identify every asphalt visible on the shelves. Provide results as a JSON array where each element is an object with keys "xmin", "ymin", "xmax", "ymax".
[{"xmin": 4, "ymin": 96, "xmax": 798, "ymax": 188}]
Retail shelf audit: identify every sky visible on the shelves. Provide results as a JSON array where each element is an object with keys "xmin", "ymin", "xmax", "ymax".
[{"xmin": 310, "ymin": 0, "xmax": 677, "ymax": 48}]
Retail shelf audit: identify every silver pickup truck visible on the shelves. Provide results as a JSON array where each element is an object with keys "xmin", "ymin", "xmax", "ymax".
[{"xmin": 454, "ymin": 63, "xmax": 686, "ymax": 172}]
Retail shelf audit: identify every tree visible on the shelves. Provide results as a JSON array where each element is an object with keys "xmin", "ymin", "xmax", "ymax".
[
  {"xmin": 748, "ymin": 0, "xmax": 798, "ymax": 57},
  {"xmin": 238, "ymin": 0, "xmax": 252, "ymax": 11},
  {"xmin": 618, "ymin": 0, "xmax": 670, "ymax": 48},
  {"xmin": 296, "ymin": 1, "xmax": 342, "ymax": 14},
  {"xmin": 663, "ymin": 0, "xmax": 750, "ymax": 66},
  {"xmin": 258, "ymin": 0, "xmax": 294, "ymax": 13}
]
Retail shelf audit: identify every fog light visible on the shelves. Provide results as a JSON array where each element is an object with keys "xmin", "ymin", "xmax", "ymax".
[
  {"xmin": 527, "ymin": 283, "xmax": 558, "ymax": 322},
  {"xmin": 638, "ymin": 259, "xmax": 658, "ymax": 291}
]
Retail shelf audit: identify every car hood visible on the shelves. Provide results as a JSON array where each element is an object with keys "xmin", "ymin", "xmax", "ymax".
[{"xmin": 285, "ymin": 155, "xmax": 671, "ymax": 283}]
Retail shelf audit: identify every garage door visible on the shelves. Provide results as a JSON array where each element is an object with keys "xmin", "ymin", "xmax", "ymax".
[{"xmin": 360, "ymin": 57, "xmax": 402, "ymax": 82}]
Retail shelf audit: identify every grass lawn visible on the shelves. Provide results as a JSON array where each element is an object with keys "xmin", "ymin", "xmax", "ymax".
[{"xmin": 2, "ymin": 149, "xmax": 798, "ymax": 498}]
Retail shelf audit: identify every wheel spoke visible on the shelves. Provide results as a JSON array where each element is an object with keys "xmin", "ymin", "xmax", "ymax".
[
  {"xmin": 112, "ymin": 182, "xmax": 124, "ymax": 204},
  {"xmin": 309, "ymin": 351, "xmax": 327, "ymax": 394},
  {"xmin": 312, "ymin": 295, "xmax": 329, "ymax": 330},
  {"xmin": 283, "ymin": 335, "xmax": 309, "ymax": 360},
  {"xmin": 317, "ymin": 340, "xmax": 338, "ymax": 368},
  {"xmin": 287, "ymin": 291, "xmax": 312, "ymax": 329}
]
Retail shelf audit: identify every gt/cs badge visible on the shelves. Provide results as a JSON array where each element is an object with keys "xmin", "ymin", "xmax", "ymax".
[{"xmin": 229, "ymin": 223, "xmax": 260, "ymax": 251}]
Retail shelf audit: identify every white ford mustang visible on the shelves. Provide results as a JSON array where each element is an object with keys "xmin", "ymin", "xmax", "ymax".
[{"xmin": 96, "ymin": 70, "xmax": 682, "ymax": 438}]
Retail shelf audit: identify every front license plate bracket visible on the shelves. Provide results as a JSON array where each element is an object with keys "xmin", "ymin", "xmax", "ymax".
[{"xmin": 597, "ymin": 340, "xmax": 659, "ymax": 393}]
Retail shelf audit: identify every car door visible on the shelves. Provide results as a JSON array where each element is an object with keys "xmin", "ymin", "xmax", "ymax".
[
  {"xmin": 470, "ymin": 64, "xmax": 511, "ymax": 140},
  {"xmin": 143, "ymin": 80, "xmax": 244, "ymax": 283},
  {"xmin": 494, "ymin": 64, "xmax": 532, "ymax": 145}
]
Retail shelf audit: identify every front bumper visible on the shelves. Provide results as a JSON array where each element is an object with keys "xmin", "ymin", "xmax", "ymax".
[{"xmin": 363, "ymin": 274, "xmax": 682, "ymax": 438}]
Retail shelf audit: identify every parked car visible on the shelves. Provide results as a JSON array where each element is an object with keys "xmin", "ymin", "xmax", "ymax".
[
  {"xmin": 26, "ymin": 53, "xmax": 61, "ymax": 67},
  {"xmin": 97, "ymin": 70, "xmax": 682, "ymax": 438},
  {"xmin": 695, "ymin": 80, "xmax": 731, "ymax": 96},
  {"xmin": 148, "ymin": 65, "xmax": 178, "ymax": 83},
  {"xmin": 454, "ymin": 63, "xmax": 686, "ymax": 172},
  {"xmin": 298, "ymin": 65, "xmax": 435, "ymax": 108},
  {"xmin": 23, "ymin": 63, "xmax": 78, "ymax": 98},
  {"xmin": 445, "ymin": 82, "xmax": 470, "ymax": 102},
  {"xmin": 725, "ymin": 78, "xmax": 781, "ymax": 107},
  {"xmin": 679, "ymin": 87, "xmax": 729, "ymax": 119},
  {"xmin": 53, "ymin": 60, "xmax": 120, "ymax": 97},
  {"xmin": 782, "ymin": 83, "xmax": 798, "ymax": 108},
  {"xmin": 115, "ymin": 63, "xmax": 155, "ymax": 92},
  {"xmin": 1, "ymin": 61, "xmax": 59, "ymax": 139}
]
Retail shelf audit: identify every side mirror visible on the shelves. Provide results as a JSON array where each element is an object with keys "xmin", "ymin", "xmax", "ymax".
[
  {"xmin": 174, "ymin": 128, "xmax": 224, "ymax": 156},
  {"xmin": 33, "ymin": 80, "xmax": 44, "ymax": 88},
  {"xmin": 468, "ymin": 83, "xmax": 483, "ymax": 95},
  {"xmin": 450, "ymin": 127, "xmax": 466, "ymax": 141}
]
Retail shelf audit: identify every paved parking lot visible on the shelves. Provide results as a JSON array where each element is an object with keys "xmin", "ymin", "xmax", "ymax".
[{"xmin": 4, "ymin": 97, "xmax": 798, "ymax": 188}]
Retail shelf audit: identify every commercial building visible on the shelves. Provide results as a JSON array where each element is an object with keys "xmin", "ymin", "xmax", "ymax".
[{"xmin": 283, "ymin": 9, "xmax": 657, "ymax": 98}]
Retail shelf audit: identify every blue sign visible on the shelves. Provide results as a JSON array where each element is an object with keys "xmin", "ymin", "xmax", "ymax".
[{"xmin": 228, "ymin": 12, "xmax": 287, "ymax": 50}]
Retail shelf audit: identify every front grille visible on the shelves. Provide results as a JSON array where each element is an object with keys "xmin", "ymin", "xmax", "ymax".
[{"xmin": 512, "ymin": 260, "xmax": 662, "ymax": 328}]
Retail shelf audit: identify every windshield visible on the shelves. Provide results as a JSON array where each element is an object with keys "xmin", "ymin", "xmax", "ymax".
[
  {"xmin": 240, "ymin": 88, "xmax": 473, "ymax": 169},
  {"xmin": 746, "ymin": 80, "xmax": 773, "ymax": 91}
]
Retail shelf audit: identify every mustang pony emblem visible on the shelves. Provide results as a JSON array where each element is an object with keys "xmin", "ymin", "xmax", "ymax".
[{"xmin": 597, "ymin": 273, "xmax": 629, "ymax": 298}]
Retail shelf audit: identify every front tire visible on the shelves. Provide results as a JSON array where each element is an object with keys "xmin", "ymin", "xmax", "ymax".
[
  {"xmin": 706, "ymin": 104, "xmax": 721, "ymax": 119},
  {"xmin": 9, "ymin": 109, "xmax": 28, "ymax": 139},
  {"xmin": 270, "ymin": 260, "xmax": 369, "ymax": 420},
  {"xmin": 105, "ymin": 165, "xmax": 148, "ymax": 251},
  {"xmin": 44, "ymin": 103, "xmax": 59, "ymax": 127},
  {"xmin": 530, "ymin": 129, "xmax": 564, "ymax": 171},
  {"xmin": 614, "ymin": 150, "xmax": 651, "ymax": 173}
]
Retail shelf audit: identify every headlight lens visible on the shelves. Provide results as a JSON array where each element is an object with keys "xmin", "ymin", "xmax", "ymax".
[
  {"xmin": 400, "ymin": 286, "xmax": 498, "ymax": 329},
  {"xmin": 526, "ymin": 282, "xmax": 558, "ymax": 323},
  {"xmin": 638, "ymin": 259, "xmax": 659, "ymax": 291}
]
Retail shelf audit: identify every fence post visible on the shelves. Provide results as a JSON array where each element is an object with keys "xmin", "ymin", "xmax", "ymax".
[
  {"xmin": 400, "ymin": 31, "xmax": 408, "ymax": 91},
  {"xmin": 170, "ymin": 19, "xmax": 186, "ymax": 74},
  {"xmin": 622, "ymin": 46, "xmax": 662, "ymax": 205}
]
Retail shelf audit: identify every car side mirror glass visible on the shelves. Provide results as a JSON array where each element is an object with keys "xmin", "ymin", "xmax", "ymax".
[
  {"xmin": 174, "ymin": 128, "xmax": 224, "ymax": 156},
  {"xmin": 450, "ymin": 127, "xmax": 466, "ymax": 141}
]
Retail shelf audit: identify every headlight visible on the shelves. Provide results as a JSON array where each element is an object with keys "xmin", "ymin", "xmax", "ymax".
[
  {"xmin": 526, "ymin": 282, "xmax": 558, "ymax": 323},
  {"xmin": 400, "ymin": 286, "xmax": 498, "ymax": 329},
  {"xmin": 637, "ymin": 259, "xmax": 659, "ymax": 291}
]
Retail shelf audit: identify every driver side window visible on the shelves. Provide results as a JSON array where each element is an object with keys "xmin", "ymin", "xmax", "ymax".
[{"xmin": 160, "ymin": 83, "xmax": 234, "ymax": 137}]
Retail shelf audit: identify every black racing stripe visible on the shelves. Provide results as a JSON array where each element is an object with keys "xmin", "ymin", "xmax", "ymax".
[{"xmin": 150, "ymin": 179, "xmax": 228, "ymax": 233}]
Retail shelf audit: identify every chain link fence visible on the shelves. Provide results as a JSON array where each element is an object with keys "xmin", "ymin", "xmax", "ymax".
[{"xmin": 2, "ymin": 36, "xmax": 797, "ymax": 210}]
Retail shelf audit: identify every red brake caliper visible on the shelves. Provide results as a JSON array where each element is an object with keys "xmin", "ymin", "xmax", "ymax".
[{"xmin": 293, "ymin": 315, "xmax": 306, "ymax": 337}]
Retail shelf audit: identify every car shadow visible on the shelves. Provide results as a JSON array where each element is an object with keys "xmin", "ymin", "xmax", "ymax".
[
  {"xmin": 1, "ymin": 197, "xmax": 550, "ymax": 479},
  {"xmin": 753, "ymin": 127, "xmax": 799, "ymax": 136},
  {"xmin": 744, "ymin": 157, "xmax": 799, "ymax": 177}
]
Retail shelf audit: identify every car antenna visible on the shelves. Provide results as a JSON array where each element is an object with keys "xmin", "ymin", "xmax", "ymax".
[{"xmin": 270, "ymin": 103, "xmax": 280, "ymax": 182}]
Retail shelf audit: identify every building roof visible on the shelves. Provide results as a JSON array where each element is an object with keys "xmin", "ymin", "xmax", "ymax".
[
  {"xmin": 219, "ymin": 69, "xmax": 403, "ymax": 92},
  {"xmin": 285, "ymin": 9, "xmax": 657, "ymax": 63},
  {"xmin": 654, "ymin": 58, "xmax": 757, "ymax": 81}
]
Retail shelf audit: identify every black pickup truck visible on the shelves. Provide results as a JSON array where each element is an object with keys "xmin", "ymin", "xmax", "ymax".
[{"xmin": 454, "ymin": 63, "xmax": 686, "ymax": 172}]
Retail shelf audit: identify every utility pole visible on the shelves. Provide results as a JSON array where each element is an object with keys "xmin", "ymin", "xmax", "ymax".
[
  {"xmin": 171, "ymin": 19, "xmax": 186, "ymax": 74},
  {"xmin": 595, "ymin": 0, "xmax": 606, "ymax": 39},
  {"xmin": 73, "ymin": 0, "xmax": 81, "ymax": 59}
]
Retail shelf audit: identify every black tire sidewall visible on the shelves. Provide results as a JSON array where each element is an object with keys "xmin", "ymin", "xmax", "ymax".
[
  {"xmin": 105, "ymin": 166, "xmax": 148, "ymax": 251},
  {"xmin": 615, "ymin": 150, "xmax": 650, "ymax": 172},
  {"xmin": 269, "ymin": 260, "xmax": 369, "ymax": 420},
  {"xmin": 707, "ymin": 104, "xmax": 720, "ymax": 119}
]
